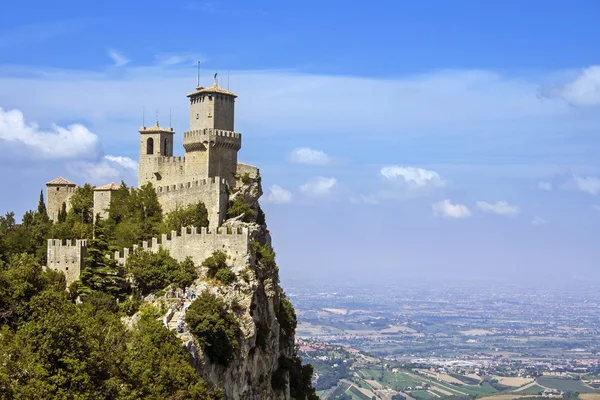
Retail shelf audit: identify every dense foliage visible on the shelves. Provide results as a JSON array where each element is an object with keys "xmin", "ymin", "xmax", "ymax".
[
  {"xmin": 126, "ymin": 249, "xmax": 197, "ymax": 295},
  {"xmin": 0, "ymin": 254, "xmax": 220, "ymax": 399},
  {"xmin": 185, "ymin": 291, "xmax": 240, "ymax": 366},
  {"xmin": 164, "ymin": 201, "xmax": 209, "ymax": 233},
  {"xmin": 277, "ymin": 294, "xmax": 297, "ymax": 344}
]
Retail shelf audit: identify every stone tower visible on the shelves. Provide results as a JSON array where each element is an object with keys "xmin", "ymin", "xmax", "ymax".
[
  {"xmin": 47, "ymin": 239, "xmax": 87, "ymax": 287},
  {"xmin": 46, "ymin": 177, "xmax": 76, "ymax": 222},
  {"xmin": 93, "ymin": 182, "xmax": 120, "ymax": 222},
  {"xmin": 184, "ymin": 76, "xmax": 241, "ymax": 187},
  {"xmin": 137, "ymin": 121, "xmax": 176, "ymax": 186}
]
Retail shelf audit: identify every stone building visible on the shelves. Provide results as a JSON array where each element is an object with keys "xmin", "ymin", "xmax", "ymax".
[
  {"xmin": 46, "ymin": 177, "xmax": 77, "ymax": 222},
  {"xmin": 46, "ymin": 77, "xmax": 255, "ymax": 286}
]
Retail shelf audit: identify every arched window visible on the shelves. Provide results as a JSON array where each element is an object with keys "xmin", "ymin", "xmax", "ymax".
[
  {"xmin": 147, "ymin": 137, "xmax": 154, "ymax": 154},
  {"xmin": 164, "ymin": 138, "xmax": 168, "ymax": 155}
]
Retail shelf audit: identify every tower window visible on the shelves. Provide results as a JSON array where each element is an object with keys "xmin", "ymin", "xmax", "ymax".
[
  {"xmin": 147, "ymin": 137, "xmax": 154, "ymax": 155},
  {"xmin": 164, "ymin": 138, "xmax": 168, "ymax": 155},
  {"xmin": 196, "ymin": 113, "xmax": 199, "ymax": 119},
  {"xmin": 208, "ymin": 95, "xmax": 212, "ymax": 101}
]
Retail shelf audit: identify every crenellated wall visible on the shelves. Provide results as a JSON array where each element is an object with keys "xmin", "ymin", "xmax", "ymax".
[
  {"xmin": 138, "ymin": 155, "xmax": 187, "ymax": 188},
  {"xmin": 108, "ymin": 226, "xmax": 250, "ymax": 268},
  {"xmin": 46, "ymin": 239, "xmax": 87, "ymax": 286},
  {"xmin": 155, "ymin": 176, "xmax": 229, "ymax": 231}
]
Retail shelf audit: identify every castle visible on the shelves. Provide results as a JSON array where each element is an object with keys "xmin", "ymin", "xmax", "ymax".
[{"xmin": 46, "ymin": 77, "xmax": 258, "ymax": 285}]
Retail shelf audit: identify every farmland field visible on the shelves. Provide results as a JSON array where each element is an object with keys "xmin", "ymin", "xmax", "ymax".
[{"xmin": 536, "ymin": 377, "xmax": 598, "ymax": 393}]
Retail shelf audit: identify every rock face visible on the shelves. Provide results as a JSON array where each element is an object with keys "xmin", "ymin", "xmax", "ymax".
[{"xmin": 153, "ymin": 170, "xmax": 298, "ymax": 399}]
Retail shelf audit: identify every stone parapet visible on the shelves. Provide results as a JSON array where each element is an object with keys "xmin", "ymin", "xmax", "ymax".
[
  {"xmin": 183, "ymin": 128, "xmax": 241, "ymax": 152},
  {"xmin": 108, "ymin": 226, "xmax": 250, "ymax": 268}
]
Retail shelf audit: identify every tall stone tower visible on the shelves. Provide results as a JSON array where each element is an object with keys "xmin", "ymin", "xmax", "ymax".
[
  {"xmin": 46, "ymin": 177, "xmax": 76, "ymax": 222},
  {"xmin": 184, "ymin": 75, "xmax": 241, "ymax": 186},
  {"xmin": 137, "ymin": 121, "xmax": 176, "ymax": 187}
]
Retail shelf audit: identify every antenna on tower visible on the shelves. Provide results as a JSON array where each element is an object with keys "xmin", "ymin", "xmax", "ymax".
[
  {"xmin": 214, "ymin": 72, "xmax": 218, "ymax": 86},
  {"xmin": 197, "ymin": 61, "xmax": 200, "ymax": 87},
  {"xmin": 169, "ymin": 107, "xmax": 172, "ymax": 129},
  {"xmin": 156, "ymin": 109, "xmax": 159, "ymax": 126},
  {"xmin": 142, "ymin": 106, "xmax": 145, "ymax": 128},
  {"xmin": 227, "ymin": 70, "xmax": 230, "ymax": 90}
]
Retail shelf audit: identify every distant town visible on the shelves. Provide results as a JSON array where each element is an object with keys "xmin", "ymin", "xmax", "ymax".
[{"xmin": 289, "ymin": 283, "xmax": 600, "ymax": 400}]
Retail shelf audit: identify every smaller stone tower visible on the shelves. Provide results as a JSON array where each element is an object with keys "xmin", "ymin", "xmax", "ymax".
[
  {"xmin": 93, "ymin": 182, "xmax": 120, "ymax": 221},
  {"xmin": 46, "ymin": 177, "xmax": 77, "ymax": 222},
  {"xmin": 138, "ymin": 120, "xmax": 176, "ymax": 186}
]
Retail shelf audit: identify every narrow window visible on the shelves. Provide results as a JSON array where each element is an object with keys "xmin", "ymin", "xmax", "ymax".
[
  {"xmin": 164, "ymin": 138, "xmax": 168, "ymax": 155},
  {"xmin": 147, "ymin": 137, "xmax": 154, "ymax": 154}
]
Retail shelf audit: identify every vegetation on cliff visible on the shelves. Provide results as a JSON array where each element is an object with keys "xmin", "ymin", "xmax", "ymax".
[
  {"xmin": 0, "ymin": 253, "xmax": 220, "ymax": 399},
  {"xmin": 0, "ymin": 178, "xmax": 319, "ymax": 399},
  {"xmin": 185, "ymin": 291, "xmax": 241, "ymax": 366}
]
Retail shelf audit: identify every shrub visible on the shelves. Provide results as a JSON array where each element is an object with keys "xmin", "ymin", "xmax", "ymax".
[
  {"xmin": 215, "ymin": 268, "xmax": 236, "ymax": 285},
  {"xmin": 202, "ymin": 250, "xmax": 229, "ymax": 278},
  {"xmin": 240, "ymin": 172, "xmax": 252, "ymax": 185},
  {"xmin": 277, "ymin": 295, "xmax": 297, "ymax": 343},
  {"xmin": 226, "ymin": 196, "xmax": 254, "ymax": 222},
  {"xmin": 185, "ymin": 291, "xmax": 240, "ymax": 366},
  {"xmin": 118, "ymin": 297, "xmax": 140, "ymax": 316},
  {"xmin": 252, "ymin": 240, "xmax": 276, "ymax": 269}
]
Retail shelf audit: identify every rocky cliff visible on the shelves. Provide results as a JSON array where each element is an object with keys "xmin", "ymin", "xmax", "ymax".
[{"xmin": 130, "ymin": 169, "xmax": 315, "ymax": 400}]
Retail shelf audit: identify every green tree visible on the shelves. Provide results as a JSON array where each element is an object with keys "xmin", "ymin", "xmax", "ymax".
[
  {"xmin": 125, "ymin": 248, "xmax": 177, "ymax": 295},
  {"xmin": 57, "ymin": 202, "xmax": 67, "ymax": 223},
  {"xmin": 164, "ymin": 201, "xmax": 209, "ymax": 233},
  {"xmin": 185, "ymin": 291, "xmax": 240, "ymax": 366},
  {"xmin": 80, "ymin": 216, "xmax": 124, "ymax": 297},
  {"xmin": 226, "ymin": 196, "xmax": 254, "ymax": 222}
]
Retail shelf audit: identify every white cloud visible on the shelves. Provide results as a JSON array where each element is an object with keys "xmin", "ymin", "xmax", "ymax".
[
  {"xmin": 573, "ymin": 175, "xmax": 600, "ymax": 195},
  {"xmin": 0, "ymin": 107, "xmax": 101, "ymax": 160},
  {"xmin": 289, "ymin": 147, "xmax": 331, "ymax": 165},
  {"xmin": 380, "ymin": 166, "xmax": 445, "ymax": 188},
  {"xmin": 532, "ymin": 216, "xmax": 548, "ymax": 226},
  {"xmin": 545, "ymin": 65, "xmax": 600, "ymax": 107},
  {"xmin": 104, "ymin": 155, "xmax": 138, "ymax": 170},
  {"xmin": 432, "ymin": 199, "xmax": 471, "ymax": 219},
  {"xmin": 263, "ymin": 184, "xmax": 292, "ymax": 204},
  {"xmin": 108, "ymin": 49, "xmax": 130, "ymax": 67},
  {"xmin": 538, "ymin": 181, "xmax": 552, "ymax": 191},
  {"xmin": 154, "ymin": 53, "xmax": 203, "ymax": 67},
  {"xmin": 476, "ymin": 201, "xmax": 520, "ymax": 216},
  {"xmin": 300, "ymin": 176, "xmax": 337, "ymax": 197},
  {"xmin": 67, "ymin": 155, "xmax": 137, "ymax": 185}
]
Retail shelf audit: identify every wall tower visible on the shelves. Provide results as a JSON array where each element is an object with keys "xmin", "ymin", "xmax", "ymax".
[
  {"xmin": 46, "ymin": 177, "xmax": 77, "ymax": 222},
  {"xmin": 137, "ymin": 120, "xmax": 176, "ymax": 187},
  {"xmin": 93, "ymin": 182, "xmax": 120, "ymax": 221}
]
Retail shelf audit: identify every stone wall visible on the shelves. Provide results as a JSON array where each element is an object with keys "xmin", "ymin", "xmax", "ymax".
[
  {"xmin": 156, "ymin": 177, "xmax": 229, "ymax": 231},
  {"xmin": 46, "ymin": 239, "xmax": 87, "ymax": 286},
  {"xmin": 109, "ymin": 226, "xmax": 250, "ymax": 268}
]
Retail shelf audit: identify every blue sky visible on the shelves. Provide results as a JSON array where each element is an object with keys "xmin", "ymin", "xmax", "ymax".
[{"xmin": 1, "ymin": 0, "xmax": 600, "ymax": 286}]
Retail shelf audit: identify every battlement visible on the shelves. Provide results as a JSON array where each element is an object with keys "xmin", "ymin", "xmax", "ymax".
[
  {"xmin": 155, "ymin": 177, "xmax": 228, "ymax": 194},
  {"xmin": 183, "ymin": 128, "xmax": 241, "ymax": 140},
  {"xmin": 108, "ymin": 226, "xmax": 250, "ymax": 268},
  {"xmin": 47, "ymin": 239, "xmax": 88, "ymax": 247}
]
